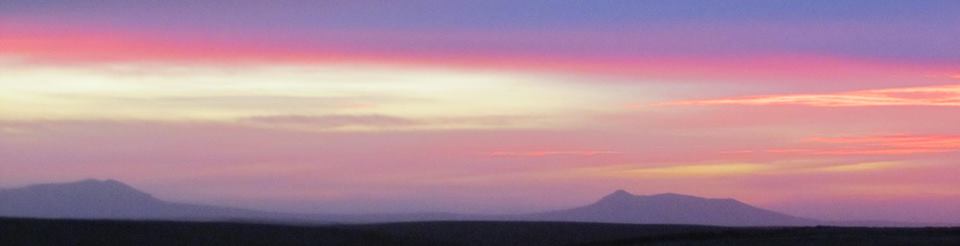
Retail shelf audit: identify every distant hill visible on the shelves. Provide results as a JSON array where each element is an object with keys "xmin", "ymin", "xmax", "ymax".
[
  {"xmin": 525, "ymin": 190, "xmax": 818, "ymax": 226},
  {"xmin": 0, "ymin": 179, "xmax": 280, "ymax": 220},
  {"xmin": 0, "ymin": 179, "xmax": 830, "ymax": 226}
]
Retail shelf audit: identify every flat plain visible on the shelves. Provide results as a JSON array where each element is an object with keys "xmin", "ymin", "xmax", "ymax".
[{"xmin": 2, "ymin": 218, "xmax": 959, "ymax": 246}]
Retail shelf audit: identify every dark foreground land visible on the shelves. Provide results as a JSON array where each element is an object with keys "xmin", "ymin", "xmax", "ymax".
[{"xmin": 1, "ymin": 217, "xmax": 959, "ymax": 246}]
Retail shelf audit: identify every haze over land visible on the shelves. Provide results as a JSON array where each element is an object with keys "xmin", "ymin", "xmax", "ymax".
[
  {"xmin": 0, "ymin": 179, "xmax": 820, "ymax": 226},
  {"xmin": 2, "ymin": 0, "xmax": 960, "ymax": 224},
  {"xmin": 1, "ymin": 179, "xmax": 937, "ymax": 227}
]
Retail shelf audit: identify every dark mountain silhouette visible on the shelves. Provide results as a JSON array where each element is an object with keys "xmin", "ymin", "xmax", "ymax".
[
  {"xmin": 0, "ymin": 179, "xmax": 484, "ymax": 223},
  {"xmin": 1, "ymin": 179, "xmax": 829, "ymax": 226},
  {"xmin": 525, "ymin": 190, "xmax": 818, "ymax": 226},
  {"xmin": 0, "ymin": 179, "xmax": 281, "ymax": 220}
]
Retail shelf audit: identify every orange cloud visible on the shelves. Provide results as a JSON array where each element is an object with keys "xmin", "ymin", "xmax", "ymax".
[
  {"xmin": 576, "ymin": 161, "xmax": 903, "ymax": 179},
  {"xmin": 617, "ymin": 163, "xmax": 769, "ymax": 177},
  {"xmin": 666, "ymin": 84, "xmax": 960, "ymax": 107},
  {"xmin": 807, "ymin": 162, "xmax": 900, "ymax": 173},
  {"xmin": 809, "ymin": 135, "xmax": 960, "ymax": 155},
  {"xmin": 723, "ymin": 134, "xmax": 960, "ymax": 157}
]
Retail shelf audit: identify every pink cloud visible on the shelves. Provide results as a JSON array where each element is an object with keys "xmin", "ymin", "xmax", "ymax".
[
  {"xmin": 2, "ymin": 21, "xmax": 953, "ymax": 91},
  {"xmin": 487, "ymin": 150, "xmax": 621, "ymax": 157},
  {"xmin": 2, "ymin": 19, "xmax": 959, "ymax": 217}
]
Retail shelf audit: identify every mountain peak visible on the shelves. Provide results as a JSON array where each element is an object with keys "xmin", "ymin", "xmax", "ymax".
[
  {"xmin": 609, "ymin": 189, "xmax": 634, "ymax": 197},
  {"xmin": 597, "ymin": 189, "xmax": 636, "ymax": 203},
  {"xmin": 66, "ymin": 179, "xmax": 141, "ymax": 191},
  {"xmin": 595, "ymin": 191, "xmax": 715, "ymax": 207},
  {"xmin": 645, "ymin": 192, "xmax": 705, "ymax": 200},
  {"xmin": 75, "ymin": 178, "xmax": 122, "ymax": 185},
  {"xmin": 11, "ymin": 179, "xmax": 155, "ymax": 202},
  {"xmin": 602, "ymin": 191, "xmax": 708, "ymax": 200},
  {"xmin": 0, "ymin": 179, "xmax": 276, "ymax": 220}
]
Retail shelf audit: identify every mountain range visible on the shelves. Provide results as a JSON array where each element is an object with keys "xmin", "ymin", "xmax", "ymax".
[{"xmin": 1, "ymin": 179, "xmax": 824, "ymax": 226}]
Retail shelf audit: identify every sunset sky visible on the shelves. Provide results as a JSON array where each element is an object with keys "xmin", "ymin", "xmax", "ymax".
[{"xmin": 2, "ymin": 1, "xmax": 960, "ymax": 223}]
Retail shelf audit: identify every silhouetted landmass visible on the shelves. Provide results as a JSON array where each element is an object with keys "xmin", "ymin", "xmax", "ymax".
[
  {"xmin": 525, "ymin": 190, "xmax": 817, "ymax": 226},
  {"xmin": 574, "ymin": 226, "xmax": 960, "ymax": 246},
  {"xmin": 0, "ymin": 217, "xmax": 394, "ymax": 246},
  {"xmin": 2, "ymin": 218, "xmax": 959, "ymax": 246},
  {"xmin": 0, "ymin": 179, "xmax": 285, "ymax": 220},
  {"xmin": 1, "ymin": 179, "xmax": 837, "ymax": 226}
]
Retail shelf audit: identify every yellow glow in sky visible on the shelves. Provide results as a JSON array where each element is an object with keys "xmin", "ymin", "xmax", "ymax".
[{"xmin": 0, "ymin": 58, "xmax": 640, "ymax": 130}]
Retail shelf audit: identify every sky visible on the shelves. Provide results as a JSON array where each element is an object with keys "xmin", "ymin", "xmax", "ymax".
[{"xmin": 2, "ymin": 0, "xmax": 960, "ymax": 223}]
